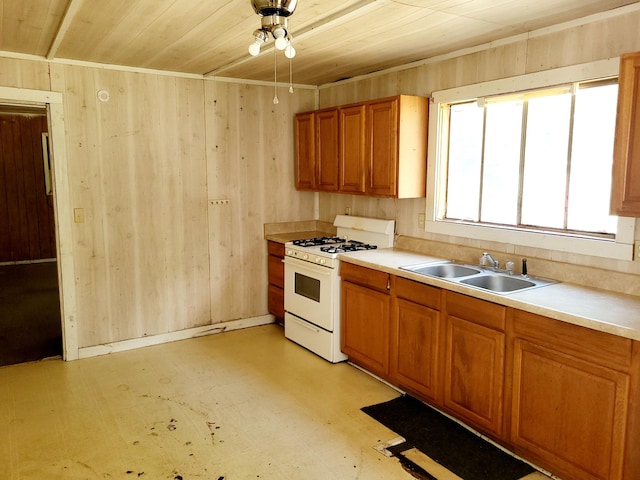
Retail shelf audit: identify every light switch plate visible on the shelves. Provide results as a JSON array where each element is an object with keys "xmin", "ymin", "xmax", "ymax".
[{"xmin": 74, "ymin": 208, "xmax": 84, "ymax": 223}]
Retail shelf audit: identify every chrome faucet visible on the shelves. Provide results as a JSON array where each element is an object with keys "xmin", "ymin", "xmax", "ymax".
[{"xmin": 481, "ymin": 252, "xmax": 499, "ymax": 270}]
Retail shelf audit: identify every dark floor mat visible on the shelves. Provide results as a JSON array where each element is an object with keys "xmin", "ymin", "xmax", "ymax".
[{"xmin": 362, "ymin": 395, "xmax": 535, "ymax": 480}]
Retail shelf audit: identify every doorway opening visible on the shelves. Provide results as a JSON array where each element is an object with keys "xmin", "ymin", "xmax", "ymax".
[{"xmin": 0, "ymin": 105, "xmax": 62, "ymax": 366}]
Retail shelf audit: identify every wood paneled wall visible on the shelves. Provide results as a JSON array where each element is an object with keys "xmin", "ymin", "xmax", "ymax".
[
  {"xmin": 49, "ymin": 66, "xmax": 213, "ymax": 347},
  {"xmin": 317, "ymin": 9, "xmax": 640, "ymax": 284},
  {"xmin": 0, "ymin": 112, "xmax": 55, "ymax": 262},
  {"xmin": 205, "ymin": 81, "xmax": 316, "ymax": 323},
  {"xmin": 45, "ymin": 63, "xmax": 316, "ymax": 349},
  {"xmin": 0, "ymin": 57, "xmax": 51, "ymax": 91}
]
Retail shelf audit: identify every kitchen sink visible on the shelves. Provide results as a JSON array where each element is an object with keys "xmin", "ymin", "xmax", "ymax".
[
  {"xmin": 401, "ymin": 262, "xmax": 481, "ymax": 278},
  {"xmin": 400, "ymin": 261, "xmax": 556, "ymax": 294},
  {"xmin": 459, "ymin": 274, "xmax": 536, "ymax": 292}
]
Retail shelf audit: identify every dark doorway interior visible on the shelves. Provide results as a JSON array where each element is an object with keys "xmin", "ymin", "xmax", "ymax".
[
  {"xmin": 0, "ymin": 262, "xmax": 62, "ymax": 366},
  {"xmin": 0, "ymin": 108, "xmax": 62, "ymax": 366}
]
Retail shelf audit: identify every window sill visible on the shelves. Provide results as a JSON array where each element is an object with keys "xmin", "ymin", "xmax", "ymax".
[{"xmin": 425, "ymin": 219, "xmax": 635, "ymax": 261}]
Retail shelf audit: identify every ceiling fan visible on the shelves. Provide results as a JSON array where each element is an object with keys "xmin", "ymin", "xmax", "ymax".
[{"xmin": 248, "ymin": 0, "xmax": 298, "ymax": 59}]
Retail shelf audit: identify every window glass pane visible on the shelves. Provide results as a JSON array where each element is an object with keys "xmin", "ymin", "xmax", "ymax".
[
  {"xmin": 481, "ymin": 101, "xmax": 523, "ymax": 225},
  {"xmin": 446, "ymin": 102, "xmax": 483, "ymax": 221},
  {"xmin": 568, "ymin": 83, "xmax": 618, "ymax": 234},
  {"xmin": 521, "ymin": 94, "xmax": 572, "ymax": 228}
]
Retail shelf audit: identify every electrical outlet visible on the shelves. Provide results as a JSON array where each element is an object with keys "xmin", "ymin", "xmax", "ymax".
[
  {"xmin": 418, "ymin": 213, "xmax": 425, "ymax": 229},
  {"xmin": 635, "ymin": 240, "xmax": 640, "ymax": 261},
  {"xmin": 345, "ymin": 207, "xmax": 352, "ymax": 215}
]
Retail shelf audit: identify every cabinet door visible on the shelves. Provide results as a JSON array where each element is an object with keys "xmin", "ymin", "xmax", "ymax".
[
  {"xmin": 391, "ymin": 298, "xmax": 440, "ymax": 402},
  {"xmin": 315, "ymin": 109, "xmax": 340, "ymax": 192},
  {"xmin": 339, "ymin": 104, "xmax": 366, "ymax": 193},
  {"xmin": 341, "ymin": 280, "xmax": 390, "ymax": 377},
  {"xmin": 268, "ymin": 283, "xmax": 285, "ymax": 323},
  {"xmin": 267, "ymin": 241, "xmax": 285, "ymax": 324},
  {"xmin": 366, "ymin": 98, "xmax": 399, "ymax": 196},
  {"xmin": 295, "ymin": 112, "xmax": 315, "ymax": 190},
  {"xmin": 611, "ymin": 52, "xmax": 640, "ymax": 216},
  {"xmin": 511, "ymin": 339, "xmax": 629, "ymax": 480},
  {"xmin": 443, "ymin": 315, "xmax": 505, "ymax": 437}
]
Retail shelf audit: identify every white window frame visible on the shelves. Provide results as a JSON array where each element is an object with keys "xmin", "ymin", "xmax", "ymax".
[{"xmin": 426, "ymin": 58, "xmax": 635, "ymax": 261}]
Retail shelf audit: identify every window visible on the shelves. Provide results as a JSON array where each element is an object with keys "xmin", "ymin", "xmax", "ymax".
[
  {"xmin": 445, "ymin": 80, "xmax": 618, "ymax": 237},
  {"xmin": 427, "ymin": 59, "xmax": 635, "ymax": 260}
]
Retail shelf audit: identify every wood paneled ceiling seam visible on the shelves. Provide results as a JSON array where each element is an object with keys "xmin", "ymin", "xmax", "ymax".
[
  {"xmin": 46, "ymin": 0, "xmax": 84, "ymax": 60},
  {"xmin": 204, "ymin": 0, "xmax": 380, "ymax": 78}
]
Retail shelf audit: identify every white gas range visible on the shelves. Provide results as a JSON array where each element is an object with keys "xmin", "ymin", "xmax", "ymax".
[{"xmin": 283, "ymin": 215, "xmax": 395, "ymax": 363}]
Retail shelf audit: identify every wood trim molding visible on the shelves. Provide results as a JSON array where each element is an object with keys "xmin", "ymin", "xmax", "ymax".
[{"xmin": 78, "ymin": 315, "xmax": 276, "ymax": 359}]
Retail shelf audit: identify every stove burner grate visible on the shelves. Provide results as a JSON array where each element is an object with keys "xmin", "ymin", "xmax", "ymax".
[
  {"xmin": 292, "ymin": 236, "xmax": 346, "ymax": 247},
  {"xmin": 320, "ymin": 241, "xmax": 378, "ymax": 254}
]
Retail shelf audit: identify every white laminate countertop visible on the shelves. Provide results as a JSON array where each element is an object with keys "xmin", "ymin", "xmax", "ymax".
[{"xmin": 338, "ymin": 248, "xmax": 640, "ymax": 342}]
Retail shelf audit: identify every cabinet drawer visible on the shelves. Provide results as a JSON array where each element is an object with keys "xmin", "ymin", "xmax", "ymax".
[
  {"xmin": 395, "ymin": 276, "xmax": 440, "ymax": 310},
  {"xmin": 268, "ymin": 241, "xmax": 285, "ymax": 257},
  {"xmin": 340, "ymin": 262, "xmax": 389, "ymax": 292},
  {"xmin": 445, "ymin": 291, "xmax": 506, "ymax": 331},
  {"xmin": 513, "ymin": 309, "xmax": 633, "ymax": 372}
]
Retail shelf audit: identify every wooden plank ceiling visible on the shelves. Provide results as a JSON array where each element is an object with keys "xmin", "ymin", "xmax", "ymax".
[{"xmin": 0, "ymin": 0, "xmax": 637, "ymax": 85}]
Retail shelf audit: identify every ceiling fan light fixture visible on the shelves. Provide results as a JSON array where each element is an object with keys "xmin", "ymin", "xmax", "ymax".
[
  {"xmin": 249, "ymin": 0, "xmax": 299, "ymax": 101},
  {"xmin": 248, "ymin": 29, "xmax": 268, "ymax": 56},
  {"xmin": 284, "ymin": 44, "xmax": 296, "ymax": 59},
  {"xmin": 273, "ymin": 27, "xmax": 288, "ymax": 50},
  {"xmin": 248, "ymin": 41, "xmax": 261, "ymax": 56},
  {"xmin": 248, "ymin": 1, "xmax": 297, "ymax": 56}
]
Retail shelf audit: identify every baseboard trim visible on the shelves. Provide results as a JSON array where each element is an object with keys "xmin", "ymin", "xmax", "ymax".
[{"xmin": 78, "ymin": 315, "xmax": 275, "ymax": 359}]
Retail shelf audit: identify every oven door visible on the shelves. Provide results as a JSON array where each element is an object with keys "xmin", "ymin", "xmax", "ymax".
[{"xmin": 284, "ymin": 256, "xmax": 337, "ymax": 332}]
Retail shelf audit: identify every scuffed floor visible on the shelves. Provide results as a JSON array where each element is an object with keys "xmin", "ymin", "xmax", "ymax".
[{"xmin": 1, "ymin": 324, "xmax": 413, "ymax": 479}]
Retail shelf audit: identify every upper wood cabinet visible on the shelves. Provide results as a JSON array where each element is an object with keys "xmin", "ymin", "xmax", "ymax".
[
  {"xmin": 367, "ymin": 96, "xmax": 428, "ymax": 197},
  {"xmin": 315, "ymin": 108, "xmax": 340, "ymax": 192},
  {"xmin": 294, "ymin": 95, "xmax": 429, "ymax": 198},
  {"xmin": 294, "ymin": 112, "xmax": 315, "ymax": 190},
  {"xmin": 611, "ymin": 52, "xmax": 640, "ymax": 216},
  {"xmin": 339, "ymin": 104, "xmax": 367, "ymax": 194}
]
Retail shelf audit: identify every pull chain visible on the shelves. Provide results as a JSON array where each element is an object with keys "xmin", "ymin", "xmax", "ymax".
[
  {"xmin": 289, "ymin": 56, "xmax": 294, "ymax": 93},
  {"xmin": 273, "ymin": 47, "xmax": 279, "ymax": 104}
]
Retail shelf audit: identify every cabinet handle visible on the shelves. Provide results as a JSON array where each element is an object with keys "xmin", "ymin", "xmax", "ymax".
[{"xmin": 386, "ymin": 277, "xmax": 390, "ymax": 290}]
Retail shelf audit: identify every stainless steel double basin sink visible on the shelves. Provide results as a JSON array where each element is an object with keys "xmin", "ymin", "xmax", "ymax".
[{"xmin": 399, "ymin": 261, "xmax": 556, "ymax": 294}]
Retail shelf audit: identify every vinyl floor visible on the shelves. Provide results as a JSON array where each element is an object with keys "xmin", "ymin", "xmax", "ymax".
[{"xmin": 0, "ymin": 324, "xmax": 552, "ymax": 479}]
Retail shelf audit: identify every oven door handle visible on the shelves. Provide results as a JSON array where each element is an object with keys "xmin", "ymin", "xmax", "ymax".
[{"xmin": 284, "ymin": 256, "xmax": 333, "ymax": 276}]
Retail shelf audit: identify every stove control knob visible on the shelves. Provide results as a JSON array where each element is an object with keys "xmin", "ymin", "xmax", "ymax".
[
  {"xmin": 286, "ymin": 249, "xmax": 292, "ymax": 256},
  {"xmin": 319, "ymin": 257, "xmax": 326, "ymax": 265},
  {"xmin": 303, "ymin": 254, "xmax": 309, "ymax": 260}
]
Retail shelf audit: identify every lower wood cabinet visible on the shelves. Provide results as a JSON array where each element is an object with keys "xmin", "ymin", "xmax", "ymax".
[
  {"xmin": 339, "ymin": 266, "xmax": 640, "ymax": 480},
  {"xmin": 267, "ymin": 241, "xmax": 285, "ymax": 325},
  {"xmin": 341, "ymin": 262, "xmax": 390, "ymax": 377},
  {"xmin": 443, "ymin": 291, "xmax": 506, "ymax": 439},
  {"xmin": 390, "ymin": 277, "xmax": 442, "ymax": 403},
  {"xmin": 510, "ymin": 310, "xmax": 634, "ymax": 480}
]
